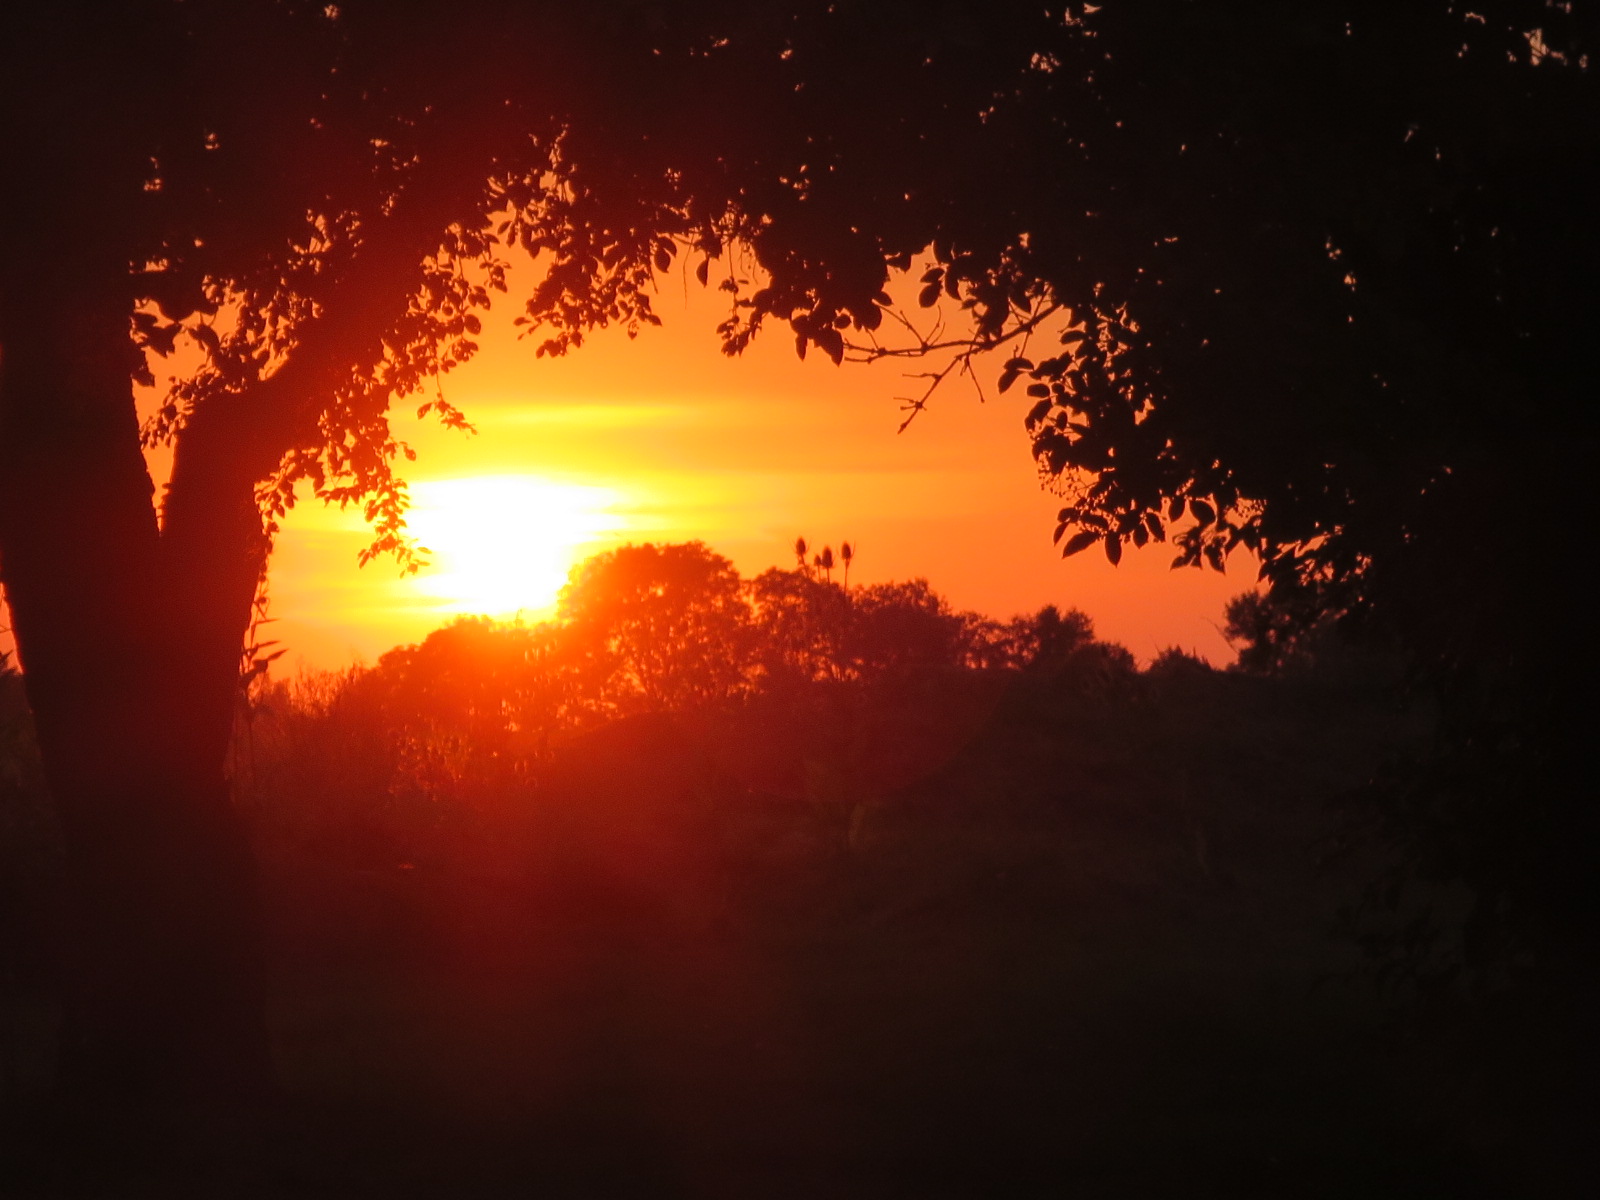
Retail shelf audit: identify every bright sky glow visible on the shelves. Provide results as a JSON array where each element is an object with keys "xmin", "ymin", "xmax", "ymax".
[
  {"xmin": 87, "ymin": 252, "xmax": 1251, "ymax": 675},
  {"xmin": 405, "ymin": 475, "xmax": 627, "ymax": 618}
]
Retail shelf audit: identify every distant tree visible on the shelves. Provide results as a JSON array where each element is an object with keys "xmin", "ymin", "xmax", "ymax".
[
  {"xmin": 557, "ymin": 542, "xmax": 752, "ymax": 713},
  {"xmin": 1222, "ymin": 591, "xmax": 1330, "ymax": 676},
  {"xmin": 845, "ymin": 580, "xmax": 968, "ymax": 678},
  {"xmin": 368, "ymin": 616, "xmax": 596, "ymax": 802},
  {"xmin": 748, "ymin": 569, "xmax": 977, "ymax": 684},
  {"xmin": 747, "ymin": 567, "xmax": 850, "ymax": 687},
  {"xmin": 1145, "ymin": 647, "xmax": 1215, "ymax": 680},
  {"xmin": 1018, "ymin": 605, "xmax": 1098, "ymax": 670},
  {"xmin": 965, "ymin": 605, "xmax": 1097, "ymax": 671}
]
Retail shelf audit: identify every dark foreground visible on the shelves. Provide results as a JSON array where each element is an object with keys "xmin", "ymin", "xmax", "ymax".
[{"xmin": 1, "ymin": 666, "xmax": 1591, "ymax": 1197}]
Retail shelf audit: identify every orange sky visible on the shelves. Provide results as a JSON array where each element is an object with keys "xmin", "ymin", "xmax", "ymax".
[
  {"xmin": 0, "ymin": 257, "xmax": 1252, "ymax": 674},
  {"xmin": 260, "ymin": 257, "xmax": 1250, "ymax": 672}
]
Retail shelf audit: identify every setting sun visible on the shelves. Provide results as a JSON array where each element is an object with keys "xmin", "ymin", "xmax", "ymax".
[{"xmin": 405, "ymin": 475, "xmax": 626, "ymax": 618}]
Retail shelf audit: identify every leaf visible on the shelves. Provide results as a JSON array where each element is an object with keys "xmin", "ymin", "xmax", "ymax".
[
  {"xmin": 1168, "ymin": 496, "xmax": 1186, "ymax": 522},
  {"xmin": 191, "ymin": 324, "xmax": 220, "ymax": 356},
  {"xmin": 148, "ymin": 325, "xmax": 179, "ymax": 355},
  {"xmin": 918, "ymin": 281, "xmax": 940, "ymax": 307},
  {"xmin": 695, "ymin": 258, "xmax": 710, "ymax": 286},
  {"xmin": 1025, "ymin": 383, "xmax": 1050, "ymax": 398},
  {"xmin": 1104, "ymin": 535, "xmax": 1123, "ymax": 566},
  {"xmin": 1191, "ymin": 499, "xmax": 1216, "ymax": 526},
  {"xmin": 817, "ymin": 327, "xmax": 844, "ymax": 364},
  {"xmin": 654, "ymin": 247, "xmax": 672, "ymax": 272},
  {"xmin": 1061, "ymin": 530, "xmax": 1098, "ymax": 557},
  {"xmin": 999, "ymin": 368, "xmax": 1020, "ymax": 394}
]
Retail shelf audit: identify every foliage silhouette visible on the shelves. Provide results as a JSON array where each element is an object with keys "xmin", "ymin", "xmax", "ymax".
[
  {"xmin": 232, "ymin": 545, "xmax": 1125, "ymax": 835},
  {"xmin": 558, "ymin": 541, "xmax": 752, "ymax": 714},
  {"xmin": 747, "ymin": 567, "xmax": 853, "ymax": 687},
  {"xmin": 0, "ymin": 0, "xmax": 1591, "ymax": 1109}
]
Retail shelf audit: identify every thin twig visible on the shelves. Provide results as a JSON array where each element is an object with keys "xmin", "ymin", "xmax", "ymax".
[{"xmin": 860, "ymin": 300, "xmax": 1063, "ymax": 431}]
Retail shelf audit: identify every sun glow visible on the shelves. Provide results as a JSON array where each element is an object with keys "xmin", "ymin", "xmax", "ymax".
[{"xmin": 405, "ymin": 475, "xmax": 626, "ymax": 617}]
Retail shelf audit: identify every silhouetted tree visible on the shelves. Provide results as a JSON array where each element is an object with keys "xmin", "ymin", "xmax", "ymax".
[
  {"xmin": 747, "ymin": 567, "xmax": 852, "ymax": 686},
  {"xmin": 1016, "ymin": 605, "xmax": 1097, "ymax": 670},
  {"xmin": 845, "ymin": 580, "xmax": 968, "ymax": 678},
  {"xmin": 557, "ymin": 542, "xmax": 752, "ymax": 713},
  {"xmin": 369, "ymin": 617, "xmax": 597, "ymax": 803},
  {"xmin": 1221, "ymin": 591, "xmax": 1353, "ymax": 677}
]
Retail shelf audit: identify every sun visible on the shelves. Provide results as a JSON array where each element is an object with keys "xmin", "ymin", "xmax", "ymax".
[{"xmin": 405, "ymin": 475, "xmax": 625, "ymax": 617}]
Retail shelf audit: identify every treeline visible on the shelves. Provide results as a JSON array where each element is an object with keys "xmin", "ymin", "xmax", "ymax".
[
  {"xmin": 233, "ymin": 541, "xmax": 1138, "ymax": 833},
  {"xmin": 1, "ymin": 539, "xmax": 1396, "ymax": 895},
  {"xmin": 4, "ymin": 537, "xmax": 1408, "ymax": 962}
]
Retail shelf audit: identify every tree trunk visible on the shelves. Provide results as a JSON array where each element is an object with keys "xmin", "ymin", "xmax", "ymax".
[{"xmin": 0, "ymin": 269, "xmax": 275, "ymax": 1107}]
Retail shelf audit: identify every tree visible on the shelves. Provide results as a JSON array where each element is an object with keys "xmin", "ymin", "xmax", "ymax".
[
  {"xmin": 747, "ymin": 567, "xmax": 853, "ymax": 686},
  {"xmin": 1003, "ymin": 605, "xmax": 1098, "ymax": 671},
  {"xmin": 369, "ymin": 616, "xmax": 597, "ymax": 804},
  {"xmin": 845, "ymin": 579, "xmax": 969, "ymax": 677},
  {"xmin": 1222, "ymin": 592, "xmax": 1323, "ymax": 677},
  {"xmin": 747, "ymin": 570, "xmax": 972, "ymax": 684},
  {"xmin": 556, "ymin": 542, "xmax": 752, "ymax": 713}
]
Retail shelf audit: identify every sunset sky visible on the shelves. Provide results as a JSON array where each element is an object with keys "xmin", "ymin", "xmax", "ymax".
[
  {"xmin": 1, "ymin": 256, "xmax": 1250, "ymax": 674},
  {"xmin": 250, "ymin": 255, "xmax": 1249, "ymax": 673}
]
